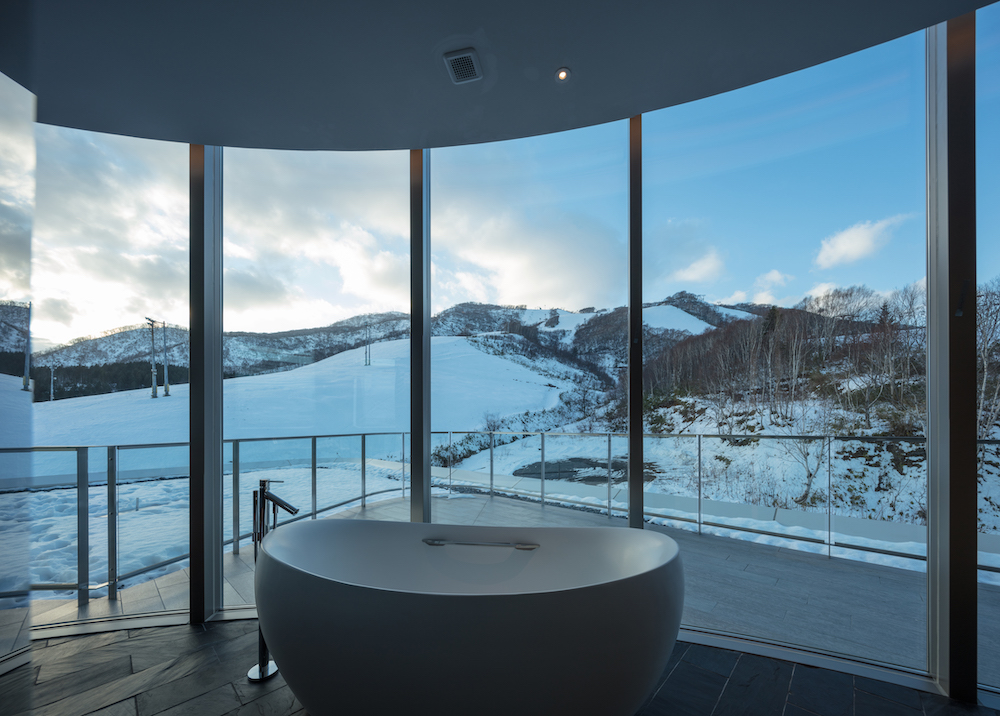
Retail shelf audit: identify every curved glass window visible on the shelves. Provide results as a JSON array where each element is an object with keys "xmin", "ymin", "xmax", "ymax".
[
  {"xmin": 221, "ymin": 148, "xmax": 409, "ymax": 606},
  {"xmin": 0, "ymin": 70, "xmax": 34, "ymax": 667},
  {"xmin": 430, "ymin": 123, "xmax": 628, "ymax": 525},
  {"xmin": 643, "ymin": 31, "xmax": 927, "ymax": 668},
  {"xmin": 31, "ymin": 122, "xmax": 189, "ymax": 623},
  {"xmin": 978, "ymin": 0, "xmax": 1000, "ymax": 691}
]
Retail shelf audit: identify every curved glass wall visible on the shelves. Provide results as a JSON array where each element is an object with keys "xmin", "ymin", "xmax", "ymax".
[
  {"xmin": 979, "ymin": 0, "xmax": 1000, "ymax": 691},
  {"xmin": 0, "ymin": 70, "xmax": 33, "ymax": 673},
  {"xmin": 221, "ymin": 148, "xmax": 409, "ymax": 606},
  {"xmin": 30, "ymin": 121, "xmax": 189, "ymax": 624},
  {"xmin": 429, "ymin": 123, "xmax": 628, "ymax": 526},
  {"xmin": 6, "ymin": 9, "xmax": 995, "ymax": 696},
  {"xmin": 643, "ymin": 32, "xmax": 928, "ymax": 668}
]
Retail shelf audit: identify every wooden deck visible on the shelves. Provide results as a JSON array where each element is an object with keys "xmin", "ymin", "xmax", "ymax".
[{"xmin": 20, "ymin": 492, "xmax": 1000, "ymax": 680}]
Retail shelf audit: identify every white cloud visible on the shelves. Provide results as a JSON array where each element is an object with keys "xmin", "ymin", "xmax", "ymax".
[
  {"xmin": 713, "ymin": 270, "xmax": 791, "ymax": 307},
  {"xmin": 716, "ymin": 290, "xmax": 747, "ymax": 305},
  {"xmin": 814, "ymin": 215, "xmax": 908, "ymax": 269},
  {"xmin": 668, "ymin": 249, "xmax": 724, "ymax": 283},
  {"xmin": 806, "ymin": 282, "xmax": 838, "ymax": 298},
  {"xmin": 433, "ymin": 268, "xmax": 494, "ymax": 311},
  {"xmin": 754, "ymin": 269, "xmax": 792, "ymax": 290},
  {"xmin": 431, "ymin": 204, "xmax": 626, "ymax": 312}
]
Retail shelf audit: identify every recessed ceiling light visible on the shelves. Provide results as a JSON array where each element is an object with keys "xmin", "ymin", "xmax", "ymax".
[{"xmin": 556, "ymin": 67, "xmax": 571, "ymax": 82}]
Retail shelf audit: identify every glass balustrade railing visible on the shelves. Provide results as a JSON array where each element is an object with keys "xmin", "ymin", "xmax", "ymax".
[
  {"xmin": 9, "ymin": 430, "xmax": 989, "ymax": 615},
  {"xmin": 830, "ymin": 437, "xmax": 927, "ymax": 565},
  {"xmin": 643, "ymin": 434, "xmax": 700, "ymax": 530},
  {"xmin": 115, "ymin": 444, "xmax": 190, "ymax": 612}
]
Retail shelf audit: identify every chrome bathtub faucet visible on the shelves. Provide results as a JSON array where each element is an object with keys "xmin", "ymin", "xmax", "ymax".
[{"xmin": 248, "ymin": 478, "xmax": 300, "ymax": 683}]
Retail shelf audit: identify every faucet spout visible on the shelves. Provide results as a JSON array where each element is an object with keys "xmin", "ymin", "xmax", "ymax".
[{"xmin": 264, "ymin": 490, "xmax": 299, "ymax": 515}]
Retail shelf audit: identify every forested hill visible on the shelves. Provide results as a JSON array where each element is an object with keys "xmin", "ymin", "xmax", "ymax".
[
  {"xmin": 14, "ymin": 294, "xmax": 754, "ymax": 401},
  {"xmin": 0, "ymin": 301, "xmax": 28, "ymax": 354},
  {"xmin": 629, "ymin": 283, "xmax": 936, "ymax": 439},
  {"xmin": 31, "ymin": 295, "xmax": 752, "ymax": 375}
]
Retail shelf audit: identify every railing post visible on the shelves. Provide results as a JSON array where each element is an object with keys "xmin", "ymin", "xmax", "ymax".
[
  {"xmin": 448, "ymin": 431, "xmax": 453, "ymax": 493},
  {"xmin": 827, "ymin": 437, "xmax": 833, "ymax": 558},
  {"xmin": 233, "ymin": 441, "xmax": 240, "ymax": 555},
  {"xmin": 401, "ymin": 432, "xmax": 406, "ymax": 499},
  {"xmin": 607, "ymin": 433, "xmax": 612, "ymax": 519},
  {"xmin": 361, "ymin": 434, "xmax": 367, "ymax": 508},
  {"xmin": 77, "ymin": 447, "xmax": 89, "ymax": 608},
  {"xmin": 697, "ymin": 435, "xmax": 703, "ymax": 535},
  {"xmin": 540, "ymin": 433, "xmax": 545, "ymax": 506},
  {"xmin": 107, "ymin": 446, "xmax": 117, "ymax": 600},
  {"xmin": 311, "ymin": 437, "xmax": 318, "ymax": 519},
  {"xmin": 489, "ymin": 433, "xmax": 494, "ymax": 497}
]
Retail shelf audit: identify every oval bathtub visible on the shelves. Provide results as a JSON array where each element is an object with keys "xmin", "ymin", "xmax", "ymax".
[{"xmin": 255, "ymin": 519, "xmax": 683, "ymax": 716}]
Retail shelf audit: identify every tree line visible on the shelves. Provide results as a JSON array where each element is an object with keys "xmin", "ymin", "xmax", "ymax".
[
  {"xmin": 0, "ymin": 354, "xmax": 188, "ymax": 401},
  {"xmin": 628, "ymin": 280, "xmax": 1000, "ymax": 441},
  {"xmin": 630, "ymin": 284, "xmax": 928, "ymax": 435}
]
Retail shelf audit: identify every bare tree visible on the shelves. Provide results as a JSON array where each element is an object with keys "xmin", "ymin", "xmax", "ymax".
[{"xmin": 978, "ymin": 277, "xmax": 1000, "ymax": 439}]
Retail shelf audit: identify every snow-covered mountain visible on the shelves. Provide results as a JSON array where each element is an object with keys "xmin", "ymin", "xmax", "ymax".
[
  {"xmin": 33, "ymin": 312, "xmax": 410, "ymax": 374},
  {"xmin": 32, "ymin": 336, "xmax": 582, "ymax": 448},
  {"xmin": 31, "ymin": 294, "xmax": 747, "ymax": 374}
]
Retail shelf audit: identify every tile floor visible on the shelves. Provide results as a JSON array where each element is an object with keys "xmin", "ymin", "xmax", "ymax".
[
  {"xmin": 1, "ymin": 621, "xmax": 995, "ymax": 716},
  {"xmin": 639, "ymin": 642, "xmax": 998, "ymax": 716}
]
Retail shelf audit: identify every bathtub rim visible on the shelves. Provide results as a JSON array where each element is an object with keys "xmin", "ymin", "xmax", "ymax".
[{"xmin": 258, "ymin": 518, "xmax": 682, "ymax": 598}]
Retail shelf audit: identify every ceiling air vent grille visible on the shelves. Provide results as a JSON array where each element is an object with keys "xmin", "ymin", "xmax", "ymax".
[{"xmin": 444, "ymin": 48, "xmax": 482, "ymax": 84}]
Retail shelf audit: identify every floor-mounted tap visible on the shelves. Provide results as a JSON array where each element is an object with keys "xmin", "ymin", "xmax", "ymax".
[{"xmin": 248, "ymin": 478, "xmax": 299, "ymax": 683}]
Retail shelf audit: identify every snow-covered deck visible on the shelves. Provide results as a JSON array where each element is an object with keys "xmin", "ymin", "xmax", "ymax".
[{"xmin": 23, "ymin": 493, "xmax": 1000, "ymax": 682}]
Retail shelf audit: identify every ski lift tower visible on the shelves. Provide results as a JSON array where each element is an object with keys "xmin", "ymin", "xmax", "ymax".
[
  {"xmin": 161, "ymin": 320, "xmax": 170, "ymax": 396},
  {"xmin": 365, "ymin": 319, "xmax": 371, "ymax": 366},
  {"xmin": 21, "ymin": 301, "xmax": 31, "ymax": 391},
  {"xmin": 145, "ymin": 317, "xmax": 158, "ymax": 398}
]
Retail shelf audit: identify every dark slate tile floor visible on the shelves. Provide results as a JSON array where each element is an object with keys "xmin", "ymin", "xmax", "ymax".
[
  {"xmin": 1, "ymin": 622, "xmax": 997, "ymax": 716},
  {"xmin": 637, "ymin": 642, "xmax": 1000, "ymax": 716}
]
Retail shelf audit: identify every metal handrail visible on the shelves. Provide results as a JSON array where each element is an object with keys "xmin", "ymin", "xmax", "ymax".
[
  {"xmin": 12, "ymin": 430, "xmax": 1000, "ymax": 603},
  {"xmin": 0, "ymin": 431, "xmax": 933, "ymax": 456}
]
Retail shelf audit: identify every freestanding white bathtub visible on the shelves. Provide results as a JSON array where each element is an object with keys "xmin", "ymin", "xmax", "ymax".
[{"xmin": 255, "ymin": 519, "xmax": 683, "ymax": 716}]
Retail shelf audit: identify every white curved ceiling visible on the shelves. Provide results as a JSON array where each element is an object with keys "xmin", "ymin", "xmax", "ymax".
[{"xmin": 0, "ymin": 0, "xmax": 990, "ymax": 150}]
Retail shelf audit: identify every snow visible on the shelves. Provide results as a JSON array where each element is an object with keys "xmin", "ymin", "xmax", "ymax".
[
  {"xmin": 25, "ymin": 461, "xmax": 410, "ymax": 594},
  {"xmin": 2, "ymin": 334, "xmax": 588, "ymax": 597},
  {"xmin": 7, "ymin": 315, "xmax": 1000, "ymax": 604},
  {"xmin": 0, "ymin": 374, "xmax": 31, "ymax": 596},
  {"xmin": 31, "ymin": 336, "xmax": 574, "ymax": 450},
  {"xmin": 713, "ymin": 305, "xmax": 759, "ymax": 321},
  {"xmin": 0, "ymin": 373, "xmax": 30, "ymax": 449},
  {"xmin": 522, "ymin": 308, "xmax": 595, "ymax": 336},
  {"xmin": 642, "ymin": 305, "xmax": 713, "ymax": 333}
]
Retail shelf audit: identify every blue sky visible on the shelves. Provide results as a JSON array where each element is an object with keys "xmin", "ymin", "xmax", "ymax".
[
  {"xmin": 981, "ymin": 2, "xmax": 1000, "ymax": 278},
  {"xmin": 643, "ymin": 30, "xmax": 927, "ymax": 306},
  {"xmin": 2, "ymin": 8, "xmax": 999, "ymax": 344}
]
